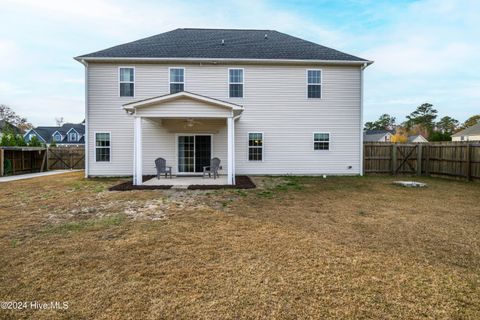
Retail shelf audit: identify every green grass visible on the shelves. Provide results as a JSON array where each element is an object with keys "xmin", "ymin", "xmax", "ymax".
[{"xmin": 41, "ymin": 214, "xmax": 126, "ymax": 235}]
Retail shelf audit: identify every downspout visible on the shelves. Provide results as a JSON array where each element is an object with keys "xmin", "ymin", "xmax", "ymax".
[
  {"xmin": 232, "ymin": 114, "xmax": 242, "ymax": 184},
  {"xmin": 78, "ymin": 59, "xmax": 89, "ymax": 178},
  {"xmin": 360, "ymin": 62, "xmax": 368, "ymax": 176}
]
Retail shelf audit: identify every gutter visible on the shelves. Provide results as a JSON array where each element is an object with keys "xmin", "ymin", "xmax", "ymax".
[
  {"xmin": 74, "ymin": 56, "xmax": 374, "ymax": 66},
  {"xmin": 359, "ymin": 62, "xmax": 370, "ymax": 176}
]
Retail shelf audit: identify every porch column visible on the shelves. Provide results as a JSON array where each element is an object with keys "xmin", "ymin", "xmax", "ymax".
[
  {"xmin": 133, "ymin": 116, "xmax": 143, "ymax": 185},
  {"xmin": 227, "ymin": 117, "xmax": 234, "ymax": 185}
]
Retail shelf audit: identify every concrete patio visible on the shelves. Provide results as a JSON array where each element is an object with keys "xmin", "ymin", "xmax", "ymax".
[{"xmin": 143, "ymin": 175, "xmax": 228, "ymax": 186}]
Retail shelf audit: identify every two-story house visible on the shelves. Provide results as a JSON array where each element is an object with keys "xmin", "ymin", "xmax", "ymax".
[
  {"xmin": 24, "ymin": 122, "xmax": 85, "ymax": 146},
  {"xmin": 75, "ymin": 28, "xmax": 372, "ymax": 185}
]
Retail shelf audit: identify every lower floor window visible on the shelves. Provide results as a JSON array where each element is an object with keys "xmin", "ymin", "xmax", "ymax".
[
  {"xmin": 95, "ymin": 132, "xmax": 111, "ymax": 162},
  {"xmin": 248, "ymin": 132, "xmax": 263, "ymax": 161},
  {"xmin": 314, "ymin": 132, "xmax": 330, "ymax": 150}
]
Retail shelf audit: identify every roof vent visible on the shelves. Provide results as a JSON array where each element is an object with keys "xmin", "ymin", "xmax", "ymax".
[
  {"xmin": 221, "ymin": 39, "xmax": 225, "ymax": 45},
  {"xmin": 264, "ymin": 33, "xmax": 268, "ymax": 39}
]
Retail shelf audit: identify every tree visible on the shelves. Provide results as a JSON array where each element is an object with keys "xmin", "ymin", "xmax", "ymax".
[
  {"xmin": 436, "ymin": 116, "xmax": 459, "ymax": 135},
  {"xmin": 364, "ymin": 114, "xmax": 396, "ymax": 131},
  {"xmin": 55, "ymin": 117, "xmax": 64, "ymax": 126},
  {"xmin": 28, "ymin": 135, "xmax": 43, "ymax": 147},
  {"xmin": 462, "ymin": 114, "xmax": 480, "ymax": 129},
  {"xmin": 0, "ymin": 104, "xmax": 33, "ymax": 131},
  {"xmin": 429, "ymin": 131, "xmax": 451, "ymax": 142},
  {"xmin": 390, "ymin": 126, "xmax": 408, "ymax": 143},
  {"xmin": 0, "ymin": 124, "xmax": 27, "ymax": 146},
  {"xmin": 404, "ymin": 103, "xmax": 438, "ymax": 133},
  {"xmin": 0, "ymin": 125, "xmax": 16, "ymax": 146}
]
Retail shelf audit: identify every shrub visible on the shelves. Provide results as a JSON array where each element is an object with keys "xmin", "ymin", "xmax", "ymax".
[{"xmin": 28, "ymin": 135, "xmax": 43, "ymax": 147}]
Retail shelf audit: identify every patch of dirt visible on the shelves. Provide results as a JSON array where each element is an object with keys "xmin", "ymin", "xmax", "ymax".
[{"xmin": 187, "ymin": 175, "xmax": 256, "ymax": 190}]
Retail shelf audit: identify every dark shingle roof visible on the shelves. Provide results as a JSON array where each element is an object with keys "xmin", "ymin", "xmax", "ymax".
[
  {"xmin": 77, "ymin": 28, "xmax": 368, "ymax": 62},
  {"xmin": 27, "ymin": 123, "xmax": 85, "ymax": 144}
]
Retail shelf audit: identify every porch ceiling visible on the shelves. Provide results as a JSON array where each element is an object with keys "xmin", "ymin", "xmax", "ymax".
[{"xmin": 149, "ymin": 118, "xmax": 226, "ymax": 133}]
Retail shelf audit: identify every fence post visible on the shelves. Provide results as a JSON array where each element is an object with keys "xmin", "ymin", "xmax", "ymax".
[
  {"xmin": 466, "ymin": 144, "xmax": 471, "ymax": 181},
  {"xmin": 425, "ymin": 144, "xmax": 430, "ymax": 176},
  {"xmin": 391, "ymin": 144, "xmax": 397, "ymax": 175},
  {"xmin": 0, "ymin": 149, "xmax": 4, "ymax": 177},
  {"xmin": 46, "ymin": 147, "xmax": 50, "ymax": 171},
  {"xmin": 417, "ymin": 144, "xmax": 423, "ymax": 176}
]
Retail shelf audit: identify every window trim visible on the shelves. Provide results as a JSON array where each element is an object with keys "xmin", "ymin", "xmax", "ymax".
[
  {"xmin": 66, "ymin": 128, "xmax": 79, "ymax": 142},
  {"xmin": 169, "ymin": 67, "xmax": 186, "ymax": 94},
  {"xmin": 306, "ymin": 69, "xmax": 322, "ymax": 99},
  {"xmin": 118, "ymin": 66, "xmax": 135, "ymax": 98},
  {"xmin": 313, "ymin": 132, "xmax": 331, "ymax": 151},
  {"xmin": 94, "ymin": 131, "xmax": 112, "ymax": 163},
  {"xmin": 228, "ymin": 68, "xmax": 244, "ymax": 98},
  {"xmin": 247, "ymin": 132, "xmax": 264, "ymax": 162},
  {"xmin": 68, "ymin": 132, "xmax": 78, "ymax": 142},
  {"xmin": 52, "ymin": 130, "xmax": 63, "ymax": 142}
]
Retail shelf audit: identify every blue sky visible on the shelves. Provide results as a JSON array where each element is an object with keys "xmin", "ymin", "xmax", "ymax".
[{"xmin": 0, "ymin": 0, "xmax": 479, "ymax": 126}]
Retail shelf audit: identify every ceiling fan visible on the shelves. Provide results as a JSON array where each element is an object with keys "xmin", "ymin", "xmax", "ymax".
[{"xmin": 183, "ymin": 118, "xmax": 202, "ymax": 128}]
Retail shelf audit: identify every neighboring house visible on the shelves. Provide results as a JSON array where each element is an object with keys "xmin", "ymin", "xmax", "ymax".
[
  {"xmin": 452, "ymin": 122, "xmax": 480, "ymax": 141},
  {"xmin": 75, "ymin": 28, "xmax": 372, "ymax": 185},
  {"xmin": 363, "ymin": 130, "xmax": 393, "ymax": 142},
  {"xmin": 0, "ymin": 120, "xmax": 23, "ymax": 138},
  {"xmin": 24, "ymin": 123, "xmax": 85, "ymax": 146},
  {"xmin": 408, "ymin": 134, "xmax": 428, "ymax": 143}
]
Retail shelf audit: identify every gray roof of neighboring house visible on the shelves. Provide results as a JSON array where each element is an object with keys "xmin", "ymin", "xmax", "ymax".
[
  {"xmin": 452, "ymin": 122, "xmax": 480, "ymax": 137},
  {"xmin": 363, "ymin": 130, "xmax": 393, "ymax": 142},
  {"xmin": 26, "ymin": 123, "xmax": 85, "ymax": 144},
  {"xmin": 77, "ymin": 28, "xmax": 369, "ymax": 62},
  {"xmin": 0, "ymin": 120, "xmax": 23, "ymax": 134},
  {"xmin": 408, "ymin": 135, "xmax": 428, "ymax": 142}
]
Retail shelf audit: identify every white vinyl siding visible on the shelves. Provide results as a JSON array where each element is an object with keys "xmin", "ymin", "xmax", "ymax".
[{"xmin": 87, "ymin": 63, "xmax": 361, "ymax": 176}]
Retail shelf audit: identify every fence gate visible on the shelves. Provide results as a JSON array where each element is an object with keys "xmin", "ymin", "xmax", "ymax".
[
  {"xmin": 48, "ymin": 147, "xmax": 85, "ymax": 170},
  {"xmin": 393, "ymin": 144, "xmax": 420, "ymax": 174}
]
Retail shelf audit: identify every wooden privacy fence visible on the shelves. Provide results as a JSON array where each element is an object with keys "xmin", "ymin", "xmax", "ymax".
[
  {"xmin": 0, "ymin": 147, "xmax": 47, "ymax": 176},
  {"xmin": 48, "ymin": 147, "xmax": 85, "ymax": 170},
  {"xmin": 0, "ymin": 146, "xmax": 85, "ymax": 176},
  {"xmin": 364, "ymin": 142, "xmax": 480, "ymax": 181}
]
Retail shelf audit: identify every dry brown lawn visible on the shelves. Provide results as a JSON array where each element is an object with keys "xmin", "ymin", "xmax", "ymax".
[{"xmin": 0, "ymin": 172, "xmax": 479, "ymax": 319}]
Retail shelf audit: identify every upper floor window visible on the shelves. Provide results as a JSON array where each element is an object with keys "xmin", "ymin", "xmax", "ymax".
[
  {"xmin": 95, "ymin": 132, "xmax": 111, "ymax": 162},
  {"xmin": 119, "ymin": 67, "xmax": 134, "ymax": 97},
  {"xmin": 68, "ymin": 132, "xmax": 78, "ymax": 142},
  {"xmin": 53, "ymin": 132, "xmax": 62, "ymax": 142},
  {"xmin": 248, "ymin": 132, "xmax": 263, "ymax": 161},
  {"xmin": 169, "ymin": 68, "xmax": 185, "ymax": 94},
  {"xmin": 229, "ymin": 68, "xmax": 243, "ymax": 98},
  {"xmin": 307, "ymin": 69, "xmax": 322, "ymax": 98},
  {"xmin": 314, "ymin": 132, "xmax": 330, "ymax": 150}
]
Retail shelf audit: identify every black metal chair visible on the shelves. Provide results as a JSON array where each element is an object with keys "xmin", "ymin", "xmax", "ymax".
[
  {"xmin": 155, "ymin": 157, "xmax": 172, "ymax": 179},
  {"xmin": 203, "ymin": 157, "xmax": 221, "ymax": 179}
]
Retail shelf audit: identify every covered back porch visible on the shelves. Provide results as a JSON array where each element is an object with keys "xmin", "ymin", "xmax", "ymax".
[{"xmin": 123, "ymin": 91, "xmax": 243, "ymax": 186}]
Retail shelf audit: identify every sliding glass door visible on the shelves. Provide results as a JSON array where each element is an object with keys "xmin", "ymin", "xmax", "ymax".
[{"xmin": 178, "ymin": 135, "xmax": 211, "ymax": 173}]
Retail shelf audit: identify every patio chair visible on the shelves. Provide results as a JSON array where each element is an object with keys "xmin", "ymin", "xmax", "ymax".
[
  {"xmin": 155, "ymin": 157, "xmax": 172, "ymax": 179},
  {"xmin": 203, "ymin": 157, "xmax": 221, "ymax": 179}
]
